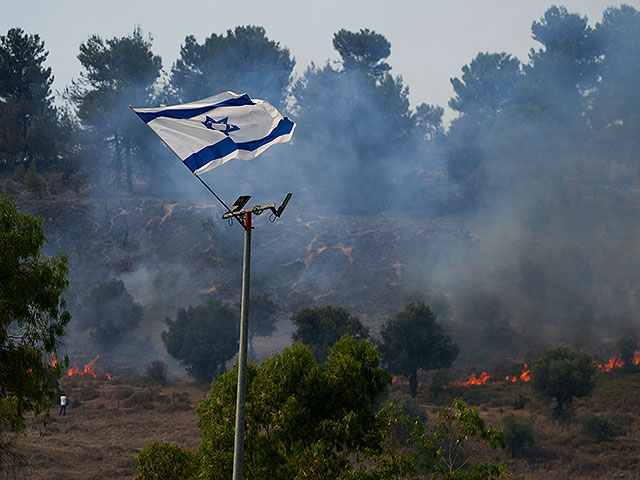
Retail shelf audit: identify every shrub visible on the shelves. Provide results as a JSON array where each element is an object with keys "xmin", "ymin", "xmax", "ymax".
[
  {"xmin": 25, "ymin": 160, "xmax": 43, "ymax": 197},
  {"xmin": 429, "ymin": 369, "xmax": 449, "ymax": 399},
  {"xmin": 580, "ymin": 414, "xmax": 617, "ymax": 443},
  {"xmin": 531, "ymin": 346, "xmax": 596, "ymax": 413},
  {"xmin": 135, "ymin": 442, "xmax": 198, "ymax": 480},
  {"xmin": 111, "ymin": 386, "xmax": 134, "ymax": 400},
  {"xmin": 145, "ymin": 360, "xmax": 168, "ymax": 385},
  {"xmin": 502, "ymin": 413, "xmax": 535, "ymax": 459}
]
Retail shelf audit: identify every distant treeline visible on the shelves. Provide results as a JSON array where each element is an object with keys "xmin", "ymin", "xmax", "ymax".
[{"xmin": 0, "ymin": 5, "xmax": 637, "ymax": 209}]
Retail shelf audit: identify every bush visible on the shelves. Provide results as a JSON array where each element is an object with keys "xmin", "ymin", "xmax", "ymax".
[
  {"xmin": 502, "ymin": 413, "xmax": 535, "ymax": 459},
  {"xmin": 111, "ymin": 386, "xmax": 134, "ymax": 400},
  {"xmin": 531, "ymin": 346, "xmax": 596, "ymax": 413},
  {"xmin": 429, "ymin": 369, "xmax": 449, "ymax": 399},
  {"xmin": 135, "ymin": 442, "xmax": 198, "ymax": 480},
  {"xmin": 580, "ymin": 414, "xmax": 617, "ymax": 443},
  {"xmin": 145, "ymin": 360, "xmax": 168, "ymax": 385}
]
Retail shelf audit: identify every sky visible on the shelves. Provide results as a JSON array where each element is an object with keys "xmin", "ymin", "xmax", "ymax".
[{"xmin": 3, "ymin": 0, "xmax": 639, "ymax": 121}]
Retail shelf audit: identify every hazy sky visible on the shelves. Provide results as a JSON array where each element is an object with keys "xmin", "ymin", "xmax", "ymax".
[{"xmin": 3, "ymin": 1, "xmax": 639, "ymax": 121}]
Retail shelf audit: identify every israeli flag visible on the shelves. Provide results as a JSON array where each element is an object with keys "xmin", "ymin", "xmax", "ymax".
[{"xmin": 131, "ymin": 91, "xmax": 295, "ymax": 175}]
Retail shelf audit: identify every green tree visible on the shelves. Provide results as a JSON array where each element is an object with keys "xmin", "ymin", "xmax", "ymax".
[
  {"xmin": 291, "ymin": 305, "xmax": 369, "ymax": 362},
  {"xmin": 589, "ymin": 6, "xmax": 640, "ymax": 168},
  {"xmin": 76, "ymin": 278, "xmax": 143, "ymax": 349},
  {"xmin": 418, "ymin": 399, "xmax": 506, "ymax": 479},
  {"xmin": 168, "ymin": 25, "xmax": 294, "ymax": 107},
  {"xmin": 0, "ymin": 28, "xmax": 68, "ymax": 171},
  {"xmin": 531, "ymin": 346, "xmax": 596, "ymax": 414},
  {"xmin": 68, "ymin": 27, "xmax": 162, "ymax": 191},
  {"xmin": 379, "ymin": 301, "xmax": 458, "ymax": 398},
  {"xmin": 361, "ymin": 399, "xmax": 507, "ymax": 480},
  {"xmin": 162, "ymin": 300, "xmax": 238, "ymax": 383},
  {"xmin": 196, "ymin": 335, "xmax": 390, "ymax": 479},
  {"xmin": 0, "ymin": 195, "xmax": 70, "ymax": 467},
  {"xmin": 135, "ymin": 442, "xmax": 198, "ymax": 480},
  {"xmin": 291, "ymin": 28, "xmax": 424, "ymax": 211},
  {"xmin": 449, "ymin": 52, "xmax": 522, "ymax": 117}
]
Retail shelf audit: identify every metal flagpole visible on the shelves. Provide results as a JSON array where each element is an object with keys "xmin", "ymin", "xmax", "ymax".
[
  {"xmin": 221, "ymin": 194, "xmax": 291, "ymax": 480},
  {"xmin": 232, "ymin": 211, "xmax": 251, "ymax": 480}
]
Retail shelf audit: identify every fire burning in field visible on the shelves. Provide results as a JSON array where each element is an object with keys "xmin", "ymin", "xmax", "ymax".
[
  {"xmin": 65, "ymin": 355, "xmax": 118, "ymax": 380},
  {"xmin": 452, "ymin": 364, "xmax": 530, "ymax": 387},
  {"xmin": 452, "ymin": 350, "xmax": 640, "ymax": 387}
]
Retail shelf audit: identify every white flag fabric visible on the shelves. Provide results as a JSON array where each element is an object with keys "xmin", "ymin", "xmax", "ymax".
[{"xmin": 131, "ymin": 91, "xmax": 295, "ymax": 175}]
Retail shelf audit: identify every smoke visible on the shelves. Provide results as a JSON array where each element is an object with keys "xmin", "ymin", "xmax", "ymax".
[{"xmin": 26, "ymin": 7, "xmax": 640, "ymax": 376}]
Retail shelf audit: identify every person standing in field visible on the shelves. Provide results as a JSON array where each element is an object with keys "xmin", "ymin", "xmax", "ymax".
[{"xmin": 59, "ymin": 394, "xmax": 67, "ymax": 416}]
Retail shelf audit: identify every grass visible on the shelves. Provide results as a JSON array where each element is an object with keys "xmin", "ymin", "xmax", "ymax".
[
  {"xmin": 13, "ymin": 376, "xmax": 207, "ymax": 479},
  {"xmin": 12, "ymin": 367, "xmax": 640, "ymax": 479}
]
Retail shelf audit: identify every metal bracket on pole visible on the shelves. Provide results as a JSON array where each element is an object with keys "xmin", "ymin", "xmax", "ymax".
[{"xmin": 222, "ymin": 192, "xmax": 292, "ymax": 221}]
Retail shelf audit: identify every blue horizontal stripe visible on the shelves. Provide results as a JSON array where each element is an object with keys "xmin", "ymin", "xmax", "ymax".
[
  {"xmin": 183, "ymin": 137, "xmax": 237, "ymax": 172},
  {"xmin": 136, "ymin": 94, "xmax": 255, "ymax": 123},
  {"xmin": 236, "ymin": 118, "xmax": 295, "ymax": 152},
  {"xmin": 182, "ymin": 117, "xmax": 294, "ymax": 172}
]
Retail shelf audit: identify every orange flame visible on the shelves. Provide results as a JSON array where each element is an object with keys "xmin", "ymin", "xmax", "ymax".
[
  {"xmin": 453, "ymin": 371, "xmax": 492, "ymax": 386},
  {"xmin": 634, "ymin": 351, "xmax": 640, "ymax": 366},
  {"xmin": 455, "ymin": 364, "xmax": 531, "ymax": 387},
  {"xmin": 67, "ymin": 355, "xmax": 100, "ymax": 377},
  {"xmin": 597, "ymin": 354, "xmax": 624, "ymax": 372}
]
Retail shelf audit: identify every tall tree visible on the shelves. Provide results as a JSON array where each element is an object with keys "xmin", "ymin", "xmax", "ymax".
[
  {"xmin": 0, "ymin": 28, "xmax": 66, "ymax": 171},
  {"xmin": 291, "ymin": 28, "xmax": 423, "ymax": 211},
  {"xmin": 168, "ymin": 25, "xmax": 294, "ymax": 108},
  {"xmin": 68, "ymin": 27, "xmax": 162, "ymax": 191},
  {"xmin": 379, "ymin": 301, "xmax": 458, "ymax": 398},
  {"xmin": 291, "ymin": 305, "xmax": 369, "ymax": 362},
  {"xmin": 196, "ymin": 336, "xmax": 390, "ymax": 479},
  {"xmin": 76, "ymin": 278, "xmax": 144, "ymax": 349},
  {"xmin": 589, "ymin": 5, "xmax": 640, "ymax": 172},
  {"xmin": 0, "ymin": 195, "xmax": 70, "ymax": 467},
  {"xmin": 162, "ymin": 300, "xmax": 238, "ymax": 383}
]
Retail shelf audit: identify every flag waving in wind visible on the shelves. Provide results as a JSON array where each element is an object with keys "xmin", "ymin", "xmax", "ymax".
[{"xmin": 131, "ymin": 91, "xmax": 295, "ymax": 175}]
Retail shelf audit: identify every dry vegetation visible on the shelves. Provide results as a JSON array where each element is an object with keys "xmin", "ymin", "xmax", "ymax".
[
  {"xmin": 8, "ymin": 368, "xmax": 640, "ymax": 479},
  {"xmin": 9, "ymin": 376, "xmax": 207, "ymax": 480}
]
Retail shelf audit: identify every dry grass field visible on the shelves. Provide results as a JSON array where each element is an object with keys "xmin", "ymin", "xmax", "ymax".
[
  {"xmin": 7, "ymin": 368, "xmax": 640, "ymax": 479},
  {"xmin": 9, "ymin": 376, "xmax": 208, "ymax": 479}
]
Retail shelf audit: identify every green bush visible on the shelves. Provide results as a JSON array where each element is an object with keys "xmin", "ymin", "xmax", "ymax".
[
  {"xmin": 502, "ymin": 413, "xmax": 535, "ymax": 459},
  {"xmin": 135, "ymin": 442, "xmax": 198, "ymax": 480},
  {"xmin": 145, "ymin": 360, "xmax": 168, "ymax": 385},
  {"xmin": 580, "ymin": 414, "xmax": 617, "ymax": 443}
]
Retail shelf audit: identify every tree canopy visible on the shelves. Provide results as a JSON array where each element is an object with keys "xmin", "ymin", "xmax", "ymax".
[
  {"xmin": 379, "ymin": 301, "xmax": 458, "ymax": 397},
  {"xmin": 196, "ymin": 335, "xmax": 391, "ymax": 479},
  {"xmin": 0, "ymin": 28, "xmax": 67, "ymax": 170},
  {"xmin": 68, "ymin": 27, "xmax": 162, "ymax": 191},
  {"xmin": 530, "ymin": 345, "xmax": 596, "ymax": 413},
  {"xmin": 168, "ymin": 25, "xmax": 294, "ymax": 108},
  {"xmin": 291, "ymin": 305, "xmax": 369, "ymax": 362},
  {"xmin": 0, "ymin": 195, "xmax": 70, "ymax": 465},
  {"xmin": 75, "ymin": 278, "xmax": 144, "ymax": 349},
  {"xmin": 162, "ymin": 299, "xmax": 238, "ymax": 383}
]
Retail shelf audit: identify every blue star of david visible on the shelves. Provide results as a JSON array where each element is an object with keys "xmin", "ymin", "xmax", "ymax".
[{"xmin": 201, "ymin": 116, "xmax": 240, "ymax": 135}]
